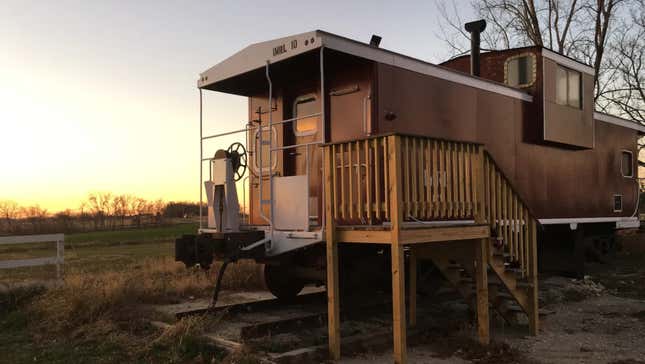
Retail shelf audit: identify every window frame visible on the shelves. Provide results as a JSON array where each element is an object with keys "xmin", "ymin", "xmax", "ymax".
[
  {"xmin": 555, "ymin": 65, "xmax": 582, "ymax": 109},
  {"xmin": 292, "ymin": 93, "xmax": 319, "ymax": 137},
  {"xmin": 252, "ymin": 126, "xmax": 278, "ymax": 175},
  {"xmin": 620, "ymin": 149, "xmax": 634, "ymax": 178},
  {"xmin": 504, "ymin": 53, "xmax": 537, "ymax": 88},
  {"xmin": 613, "ymin": 194, "xmax": 623, "ymax": 213}
]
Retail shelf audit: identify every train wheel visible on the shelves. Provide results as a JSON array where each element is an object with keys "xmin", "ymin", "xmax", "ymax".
[{"xmin": 263, "ymin": 264, "xmax": 305, "ymax": 301}]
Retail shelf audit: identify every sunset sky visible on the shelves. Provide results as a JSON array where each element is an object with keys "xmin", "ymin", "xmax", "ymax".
[{"xmin": 1, "ymin": 0, "xmax": 472, "ymax": 212}]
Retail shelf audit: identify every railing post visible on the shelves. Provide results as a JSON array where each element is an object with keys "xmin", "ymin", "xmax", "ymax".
[
  {"xmin": 324, "ymin": 145, "xmax": 341, "ymax": 360},
  {"xmin": 388, "ymin": 135, "xmax": 407, "ymax": 364},
  {"xmin": 474, "ymin": 145, "xmax": 486, "ymax": 225}
]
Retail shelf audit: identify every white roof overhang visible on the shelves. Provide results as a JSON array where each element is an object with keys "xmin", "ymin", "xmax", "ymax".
[
  {"xmin": 198, "ymin": 30, "xmax": 533, "ymax": 102},
  {"xmin": 594, "ymin": 112, "xmax": 645, "ymax": 134}
]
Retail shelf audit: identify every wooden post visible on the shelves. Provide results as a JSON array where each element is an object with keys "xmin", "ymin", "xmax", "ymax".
[
  {"xmin": 409, "ymin": 247, "xmax": 417, "ymax": 328},
  {"xmin": 325, "ymin": 146, "xmax": 341, "ymax": 359},
  {"xmin": 474, "ymin": 146, "xmax": 486, "ymax": 224},
  {"xmin": 388, "ymin": 135, "xmax": 407, "ymax": 364},
  {"xmin": 528, "ymin": 219, "xmax": 539, "ymax": 336},
  {"xmin": 475, "ymin": 238, "xmax": 490, "ymax": 345}
]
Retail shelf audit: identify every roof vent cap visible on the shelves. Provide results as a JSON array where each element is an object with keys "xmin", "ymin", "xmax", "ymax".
[{"xmin": 369, "ymin": 35, "xmax": 382, "ymax": 48}]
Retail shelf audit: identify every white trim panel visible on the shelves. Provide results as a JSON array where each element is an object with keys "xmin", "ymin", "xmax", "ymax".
[
  {"xmin": 542, "ymin": 48, "xmax": 595, "ymax": 75},
  {"xmin": 538, "ymin": 216, "xmax": 640, "ymax": 229},
  {"xmin": 594, "ymin": 112, "xmax": 645, "ymax": 133}
]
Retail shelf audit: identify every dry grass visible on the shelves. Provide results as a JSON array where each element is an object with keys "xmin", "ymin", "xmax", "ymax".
[
  {"xmin": 30, "ymin": 257, "xmax": 263, "ymax": 333},
  {"xmin": 4, "ymin": 257, "xmax": 265, "ymax": 363}
]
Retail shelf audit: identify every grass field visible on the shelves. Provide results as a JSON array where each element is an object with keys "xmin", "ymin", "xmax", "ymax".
[{"xmin": 0, "ymin": 224, "xmax": 264, "ymax": 364}]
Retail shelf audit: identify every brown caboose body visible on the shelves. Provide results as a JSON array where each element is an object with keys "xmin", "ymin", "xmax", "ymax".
[{"xmin": 176, "ymin": 27, "xmax": 642, "ymax": 363}]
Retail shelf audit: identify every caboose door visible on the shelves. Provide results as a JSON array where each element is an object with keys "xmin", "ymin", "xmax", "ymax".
[{"xmin": 288, "ymin": 93, "xmax": 322, "ymax": 227}]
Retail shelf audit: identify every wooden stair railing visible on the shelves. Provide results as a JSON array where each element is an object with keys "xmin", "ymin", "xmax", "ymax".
[{"xmin": 481, "ymin": 152, "xmax": 540, "ymax": 335}]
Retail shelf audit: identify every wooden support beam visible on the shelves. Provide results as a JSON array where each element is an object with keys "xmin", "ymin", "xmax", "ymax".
[
  {"xmin": 400, "ymin": 225, "xmax": 489, "ymax": 244},
  {"xmin": 324, "ymin": 147, "xmax": 341, "ymax": 360},
  {"xmin": 475, "ymin": 238, "xmax": 490, "ymax": 345},
  {"xmin": 528, "ymin": 219, "xmax": 540, "ymax": 336},
  {"xmin": 409, "ymin": 247, "xmax": 417, "ymax": 328},
  {"xmin": 392, "ymin": 244, "xmax": 407, "ymax": 364},
  {"xmin": 336, "ymin": 229, "xmax": 391, "ymax": 244},
  {"xmin": 388, "ymin": 135, "xmax": 407, "ymax": 364}
]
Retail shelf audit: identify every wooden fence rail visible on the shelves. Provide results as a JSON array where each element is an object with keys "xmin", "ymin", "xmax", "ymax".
[{"xmin": 0, "ymin": 234, "xmax": 65, "ymax": 279}]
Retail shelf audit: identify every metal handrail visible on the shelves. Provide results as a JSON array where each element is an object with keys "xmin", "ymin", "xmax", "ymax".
[{"xmin": 200, "ymin": 112, "xmax": 322, "ymax": 141}]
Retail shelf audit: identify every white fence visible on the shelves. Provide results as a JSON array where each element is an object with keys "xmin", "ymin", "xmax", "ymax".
[{"xmin": 0, "ymin": 234, "xmax": 65, "ymax": 279}]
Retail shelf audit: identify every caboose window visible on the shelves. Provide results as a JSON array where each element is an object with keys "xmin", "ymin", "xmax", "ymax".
[
  {"xmin": 505, "ymin": 53, "xmax": 535, "ymax": 87},
  {"xmin": 556, "ymin": 65, "xmax": 581, "ymax": 109},
  {"xmin": 614, "ymin": 194, "xmax": 623, "ymax": 212},
  {"xmin": 621, "ymin": 150, "xmax": 633, "ymax": 178},
  {"xmin": 293, "ymin": 94, "xmax": 318, "ymax": 136}
]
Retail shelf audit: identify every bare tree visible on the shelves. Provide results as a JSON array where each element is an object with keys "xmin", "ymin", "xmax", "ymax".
[
  {"xmin": 596, "ymin": 0, "xmax": 645, "ymax": 123},
  {"xmin": 22, "ymin": 205, "xmax": 49, "ymax": 233},
  {"xmin": 87, "ymin": 192, "xmax": 114, "ymax": 229},
  {"xmin": 0, "ymin": 200, "xmax": 21, "ymax": 232},
  {"xmin": 436, "ymin": 0, "xmax": 626, "ymax": 98}
]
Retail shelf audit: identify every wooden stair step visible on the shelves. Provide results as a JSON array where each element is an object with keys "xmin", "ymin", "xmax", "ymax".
[
  {"xmin": 499, "ymin": 304, "xmax": 524, "ymax": 314},
  {"xmin": 491, "ymin": 291, "xmax": 514, "ymax": 300},
  {"xmin": 492, "ymin": 252, "xmax": 511, "ymax": 260},
  {"xmin": 515, "ymin": 280, "xmax": 534, "ymax": 289}
]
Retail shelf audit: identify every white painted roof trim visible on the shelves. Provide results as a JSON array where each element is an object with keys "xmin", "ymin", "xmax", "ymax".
[
  {"xmin": 542, "ymin": 48, "xmax": 595, "ymax": 75},
  {"xmin": 594, "ymin": 112, "xmax": 645, "ymax": 133},
  {"xmin": 200, "ymin": 30, "xmax": 533, "ymax": 102}
]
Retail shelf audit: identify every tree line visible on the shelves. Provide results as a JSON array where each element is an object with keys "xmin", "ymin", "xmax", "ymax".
[{"xmin": 0, "ymin": 193, "xmax": 203, "ymax": 234}]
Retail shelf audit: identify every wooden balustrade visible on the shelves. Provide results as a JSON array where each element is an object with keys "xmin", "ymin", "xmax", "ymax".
[
  {"xmin": 327, "ymin": 134, "xmax": 484, "ymax": 225},
  {"xmin": 324, "ymin": 133, "xmax": 539, "ymax": 279}
]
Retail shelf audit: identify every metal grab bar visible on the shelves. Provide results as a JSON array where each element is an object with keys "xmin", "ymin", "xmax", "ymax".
[
  {"xmin": 201, "ymin": 113, "xmax": 322, "ymax": 141},
  {"xmin": 271, "ymin": 140, "xmax": 323, "ymax": 152}
]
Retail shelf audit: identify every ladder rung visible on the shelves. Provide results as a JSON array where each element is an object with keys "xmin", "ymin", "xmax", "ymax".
[
  {"xmin": 261, "ymin": 141, "xmax": 271, "ymax": 145},
  {"xmin": 260, "ymin": 200, "xmax": 272, "ymax": 205}
]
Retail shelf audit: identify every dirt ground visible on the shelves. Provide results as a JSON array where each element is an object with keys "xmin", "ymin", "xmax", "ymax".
[{"xmin": 339, "ymin": 237, "xmax": 645, "ymax": 364}]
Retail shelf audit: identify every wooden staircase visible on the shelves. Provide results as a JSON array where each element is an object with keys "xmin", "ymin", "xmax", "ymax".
[
  {"xmin": 415, "ymin": 149, "xmax": 540, "ymax": 333},
  {"xmin": 322, "ymin": 134, "xmax": 540, "ymax": 363},
  {"xmin": 425, "ymin": 237, "xmax": 534, "ymax": 326}
]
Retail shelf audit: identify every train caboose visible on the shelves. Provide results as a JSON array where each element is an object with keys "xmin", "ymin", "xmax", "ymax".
[{"xmin": 176, "ymin": 22, "xmax": 642, "ymax": 363}]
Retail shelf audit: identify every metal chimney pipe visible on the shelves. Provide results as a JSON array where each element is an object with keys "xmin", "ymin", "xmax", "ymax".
[{"xmin": 464, "ymin": 19, "xmax": 487, "ymax": 76}]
